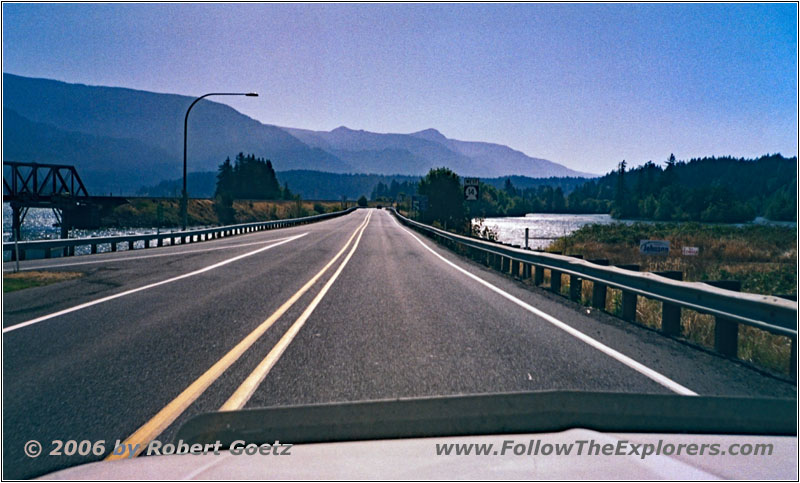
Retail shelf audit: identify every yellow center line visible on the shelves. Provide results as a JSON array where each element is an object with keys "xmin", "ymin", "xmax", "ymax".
[
  {"xmin": 106, "ymin": 211, "xmax": 371, "ymax": 460},
  {"xmin": 220, "ymin": 209, "xmax": 373, "ymax": 411}
]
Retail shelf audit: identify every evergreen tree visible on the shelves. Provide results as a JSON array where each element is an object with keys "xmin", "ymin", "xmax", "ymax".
[
  {"xmin": 214, "ymin": 153, "xmax": 285, "ymax": 200},
  {"xmin": 417, "ymin": 167, "xmax": 466, "ymax": 229}
]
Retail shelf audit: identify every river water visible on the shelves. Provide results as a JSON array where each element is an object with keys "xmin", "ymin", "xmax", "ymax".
[
  {"xmin": 2, "ymin": 204, "xmax": 185, "ymax": 259},
  {"xmin": 475, "ymin": 214, "xmax": 616, "ymax": 249},
  {"xmin": 476, "ymin": 213, "xmax": 796, "ymax": 250}
]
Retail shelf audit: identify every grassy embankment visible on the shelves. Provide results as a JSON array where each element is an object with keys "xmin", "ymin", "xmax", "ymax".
[
  {"xmin": 4, "ymin": 271, "xmax": 84, "ymax": 292},
  {"xmin": 101, "ymin": 199, "xmax": 348, "ymax": 228},
  {"xmin": 546, "ymin": 222, "xmax": 796, "ymax": 375}
]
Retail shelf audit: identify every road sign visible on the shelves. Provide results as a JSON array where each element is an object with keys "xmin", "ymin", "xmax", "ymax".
[
  {"xmin": 464, "ymin": 185, "xmax": 479, "ymax": 201},
  {"xmin": 464, "ymin": 178, "xmax": 479, "ymax": 201},
  {"xmin": 639, "ymin": 240, "xmax": 670, "ymax": 255},
  {"xmin": 682, "ymin": 246, "xmax": 699, "ymax": 256}
]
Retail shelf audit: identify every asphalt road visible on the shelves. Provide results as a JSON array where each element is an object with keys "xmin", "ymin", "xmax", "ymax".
[{"xmin": 2, "ymin": 209, "xmax": 795, "ymax": 478}]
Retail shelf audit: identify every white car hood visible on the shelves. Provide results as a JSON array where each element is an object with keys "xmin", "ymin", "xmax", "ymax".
[{"xmin": 41, "ymin": 428, "xmax": 797, "ymax": 480}]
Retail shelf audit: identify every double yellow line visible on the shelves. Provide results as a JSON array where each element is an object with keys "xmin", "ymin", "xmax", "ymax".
[{"xmin": 107, "ymin": 210, "xmax": 372, "ymax": 460}]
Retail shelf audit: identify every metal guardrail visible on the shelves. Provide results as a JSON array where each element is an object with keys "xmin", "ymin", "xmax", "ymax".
[
  {"xmin": 4, "ymin": 207, "xmax": 358, "ymax": 260},
  {"xmin": 391, "ymin": 209, "xmax": 797, "ymax": 358}
]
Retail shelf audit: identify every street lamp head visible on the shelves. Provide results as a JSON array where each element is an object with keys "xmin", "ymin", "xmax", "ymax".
[{"xmin": 246, "ymin": 92, "xmax": 259, "ymax": 97}]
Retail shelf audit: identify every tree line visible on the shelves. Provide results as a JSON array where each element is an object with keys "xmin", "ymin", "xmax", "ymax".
[
  {"xmin": 570, "ymin": 153, "xmax": 796, "ymax": 222},
  {"xmin": 403, "ymin": 153, "xmax": 796, "ymax": 234}
]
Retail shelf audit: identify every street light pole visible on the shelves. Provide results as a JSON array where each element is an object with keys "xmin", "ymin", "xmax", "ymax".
[{"xmin": 182, "ymin": 92, "xmax": 258, "ymax": 230}]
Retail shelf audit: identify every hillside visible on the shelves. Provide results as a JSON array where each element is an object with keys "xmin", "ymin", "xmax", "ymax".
[
  {"xmin": 3, "ymin": 73, "xmax": 352, "ymax": 189},
  {"xmin": 3, "ymin": 73, "xmax": 591, "ymax": 193},
  {"xmin": 3, "ymin": 108, "xmax": 175, "ymax": 194},
  {"xmin": 285, "ymin": 126, "xmax": 593, "ymax": 178}
]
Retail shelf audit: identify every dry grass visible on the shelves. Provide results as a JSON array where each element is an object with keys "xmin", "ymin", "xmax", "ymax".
[
  {"xmin": 104, "ymin": 199, "xmax": 345, "ymax": 227},
  {"xmin": 554, "ymin": 223, "xmax": 796, "ymax": 295},
  {"xmin": 738, "ymin": 326, "xmax": 793, "ymax": 374},
  {"xmin": 547, "ymin": 222, "xmax": 796, "ymax": 376},
  {"xmin": 230, "ymin": 200, "xmax": 342, "ymax": 223},
  {"xmin": 637, "ymin": 297, "xmax": 662, "ymax": 330},
  {"xmin": 4, "ymin": 271, "xmax": 84, "ymax": 292},
  {"xmin": 682, "ymin": 311, "xmax": 715, "ymax": 348}
]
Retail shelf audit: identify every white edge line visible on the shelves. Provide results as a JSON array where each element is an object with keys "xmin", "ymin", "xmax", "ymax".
[
  {"xmin": 2, "ymin": 233, "xmax": 308, "ymax": 334},
  {"xmin": 2, "ymin": 236, "xmax": 297, "ymax": 272},
  {"xmin": 388, "ymin": 213, "xmax": 697, "ymax": 396}
]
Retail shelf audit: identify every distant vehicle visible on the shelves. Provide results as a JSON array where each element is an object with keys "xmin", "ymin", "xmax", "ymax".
[{"xmin": 376, "ymin": 205, "xmax": 383, "ymax": 209}]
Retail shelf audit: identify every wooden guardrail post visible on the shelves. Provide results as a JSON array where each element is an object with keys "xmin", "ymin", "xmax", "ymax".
[
  {"xmin": 704, "ymin": 280, "xmax": 742, "ymax": 357},
  {"xmin": 511, "ymin": 259, "xmax": 520, "ymax": 278},
  {"xmin": 111, "ymin": 241, "xmax": 117, "ymax": 252},
  {"xmin": 550, "ymin": 269, "xmax": 562, "ymax": 294},
  {"xmin": 655, "ymin": 271, "xmax": 683, "ymax": 336},
  {"xmin": 569, "ymin": 255, "xmax": 583, "ymax": 302},
  {"xmin": 533, "ymin": 265, "xmax": 544, "ymax": 286},
  {"xmin": 774, "ymin": 294, "xmax": 798, "ymax": 379},
  {"xmin": 522, "ymin": 263, "xmax": 531, "ymax": 280},
  {"xmin": 91, "ymin": 243, "xmax": 97, "ymax": 254},
  {"xmin": 589, "ymin": 259, "xmax": 609, "ymax": 309},
  {"xmin": 616, "ymin": 264, "xmax": 640, "ymax": 321}
]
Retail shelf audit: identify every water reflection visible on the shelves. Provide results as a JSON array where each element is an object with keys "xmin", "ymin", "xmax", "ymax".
[{"xmin": 475, "ymin": 214, "xmax": 615, "ymax": 249}]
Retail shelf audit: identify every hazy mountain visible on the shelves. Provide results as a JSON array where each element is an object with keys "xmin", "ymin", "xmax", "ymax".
[
  {"xmin": 285, "ymin": 126, "xmax": 484, "ymax": 175},
  {"xmin": 409, "ymin": 128, "xmax": 595, "ymax": 178},
  {"xmin": 285, "ymin": 126, "xmax": 593, "ymax": 178},
  {"xmin": 3, "ymin": 73, "xmax": 593, "ymax": 194},
  {"xmin": 2, "ymin": 73, "xmax": 352, "ymax": 180},
  {"xmin": 3, "ymin": 108, "xmax": 176, "ymax": 194}
]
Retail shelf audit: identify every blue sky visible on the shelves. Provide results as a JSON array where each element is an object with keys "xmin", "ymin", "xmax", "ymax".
[{"xmin": 2, "ymin": 3, "xmax": 797, "ymax": 174}]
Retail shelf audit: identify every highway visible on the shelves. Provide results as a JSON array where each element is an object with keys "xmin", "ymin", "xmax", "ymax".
[{"xmin": 3, "ymin": 208, "xmax": 796, "ymax": 478}]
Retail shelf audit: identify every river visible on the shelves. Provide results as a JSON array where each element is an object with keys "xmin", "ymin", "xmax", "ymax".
[
  {"xmin": 2, "ymin": 204, "xmax": 188, "ymax": 259},
  {"xmin": 476, "ymin": 213, "xmax": 796, "ymax": 250},
  {"xmin": 475, "ymin": 214, "xmax": 616, "ymax": 249}
]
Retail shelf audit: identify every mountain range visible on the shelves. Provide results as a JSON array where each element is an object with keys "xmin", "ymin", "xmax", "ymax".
[{"xmin": 3, "ymin": 73, "xmax": 594, "ymax": 195}]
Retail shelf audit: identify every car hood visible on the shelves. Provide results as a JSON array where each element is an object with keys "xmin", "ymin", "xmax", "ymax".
[{"xmin": 41, "ymin": 428, "xmax": 797, "ymax": 480}]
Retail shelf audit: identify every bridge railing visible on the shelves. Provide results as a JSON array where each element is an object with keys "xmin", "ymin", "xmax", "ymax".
[
  {"xmin": 390, "ymin": 209, "xmax": 797, "ymax": 376},
  {"xmin": 3, "ymin": 207, "xmax": 358, "ymax": 260}
]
